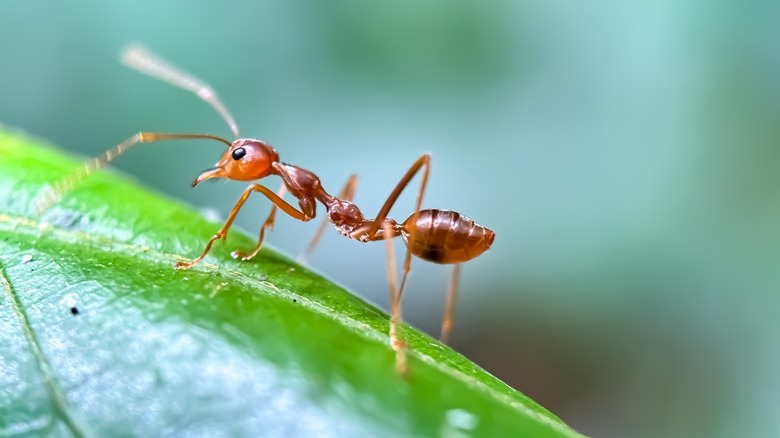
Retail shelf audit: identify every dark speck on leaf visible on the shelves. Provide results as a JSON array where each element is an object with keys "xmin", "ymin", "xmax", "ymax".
[
  {"xmin": 293, "ymin": 299, "xmax": 297, "ymax": 303},
  {"xmin": 70, "ymin": 306, "xmax": 79, "ymax": 315}
]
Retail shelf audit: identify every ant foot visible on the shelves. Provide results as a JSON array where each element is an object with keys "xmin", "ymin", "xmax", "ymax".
[
  {"xmin": 231, "ymin": 250, "xmax": 257, "ymax": 261},
  {"xmin": 174, "ymin": 260, "xmax": 194, "ymax": 270}
]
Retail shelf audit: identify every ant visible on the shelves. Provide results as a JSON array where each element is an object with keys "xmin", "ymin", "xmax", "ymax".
[{"xmin": 37, "ymin": 45, "xmax": 495, "ymax": 373}]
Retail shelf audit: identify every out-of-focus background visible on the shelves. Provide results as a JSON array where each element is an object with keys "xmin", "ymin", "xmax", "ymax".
[{"xmin": 2, "ymin": 1, "xmax": 779, "ymax": 437}]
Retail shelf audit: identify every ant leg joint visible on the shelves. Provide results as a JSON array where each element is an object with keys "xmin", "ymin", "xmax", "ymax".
[{"xmin": 391, "ymin": 337, "xmax": 407, "ymax": 351}]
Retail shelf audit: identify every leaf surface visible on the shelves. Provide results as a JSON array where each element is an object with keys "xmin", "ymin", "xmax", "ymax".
[{"xmin": 0, "ymin": 127, "xmax": 583, "ymax": 437}]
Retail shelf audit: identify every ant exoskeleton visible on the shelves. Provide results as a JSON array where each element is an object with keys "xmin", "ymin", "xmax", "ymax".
[{"xmin": 37, "ymin": 45, "xmax": 495, "ymax": 373}]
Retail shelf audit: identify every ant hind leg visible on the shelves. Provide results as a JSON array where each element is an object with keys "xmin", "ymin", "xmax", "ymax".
[
  {"xmin": 439, "ymin": 263, "xmax": 461, "ymax": 344},
  {"xmin": 383, "ymin": 220, "xmax": 408, "ymax": 375}
]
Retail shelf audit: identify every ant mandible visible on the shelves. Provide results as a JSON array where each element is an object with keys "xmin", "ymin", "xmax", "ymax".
[{"xmin": 37, "ymin": 45, "xmax": 495, "ymax": 374}]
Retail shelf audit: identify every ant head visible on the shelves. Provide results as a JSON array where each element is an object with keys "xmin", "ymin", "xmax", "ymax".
[{"xmin": 193, "ymin": 139, "xmax": 279, "ymax": 186}]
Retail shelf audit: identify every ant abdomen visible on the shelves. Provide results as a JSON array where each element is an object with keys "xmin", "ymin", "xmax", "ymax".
[{"xmin": 401, "ymin": 209, "xmax": 495, "ymax": 264}]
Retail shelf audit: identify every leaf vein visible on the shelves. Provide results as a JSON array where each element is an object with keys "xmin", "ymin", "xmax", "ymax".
[{"xmin": 0, "ymin": 261, "xmax": 92, "ymax": 438}]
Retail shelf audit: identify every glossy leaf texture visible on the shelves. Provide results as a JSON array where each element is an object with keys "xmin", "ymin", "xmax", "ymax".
[{"xmin": 0, "ymin": 127, "xmax": 583, "ymax": 438}]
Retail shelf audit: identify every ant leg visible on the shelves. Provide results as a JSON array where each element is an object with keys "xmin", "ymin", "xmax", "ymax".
[
  {"xmin": 397, "ymin": 251, "xmax": 414, "ymax": 312},
  {"xmin": 383, "ymin": 220, "xmax": 408, "ymax": 375},
  {"xmin": 231, "ymin": 183, "xmax": 287, "ymax": 261},
  {"xmin": 364, "ymin": 154, "xmax": 431, "ymax": 302},
  {"xmin": 175, "ymin": 183, "xmax": 310, "ymax": 270},
  {"xmin": 298, "ymin": 174, "xmax": 358, "ymax": 262},
  {"xmin": 440, "ymin": 263, "xmax": 461, "ymax": 344},
  {"xmin": 368, "ymin": 154, "xmax": 430, "ymax": 236},
  {"xmin": 346, "ymin": 154, "xmax": 431, "ymax": 243},
  {"xmin": 36, "ymin": 132, "xmax": 231, "ymax": 213}
]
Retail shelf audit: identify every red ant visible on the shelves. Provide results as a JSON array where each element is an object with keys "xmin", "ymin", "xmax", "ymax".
[{"xmin": 37, "ymin": 45, "xmax": 495, "ymax": 373}]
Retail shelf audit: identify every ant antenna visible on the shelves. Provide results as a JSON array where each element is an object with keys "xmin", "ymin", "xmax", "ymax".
[
  {"xmin": 121, "ymin": 44, "xmax": 241, "ymax": 139},
  {"xmin": 35, "ymin": 132, "xmax": 231, "ymax": 213}
]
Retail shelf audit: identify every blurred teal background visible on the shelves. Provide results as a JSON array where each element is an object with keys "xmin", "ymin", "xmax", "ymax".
[{"xmin": 2, "ymin": 1, "xmax": 779, "ymax": 437}]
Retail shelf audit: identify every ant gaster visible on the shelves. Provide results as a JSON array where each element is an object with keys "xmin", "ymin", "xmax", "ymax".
[{"xmin": 37, "ymin": 45, "xmax": 495, "ymax": 374}]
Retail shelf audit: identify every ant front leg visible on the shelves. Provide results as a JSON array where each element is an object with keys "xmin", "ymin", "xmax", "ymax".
[
  {"xmin": 232, "ymin": 183, "xmax": 287, "ymax": 261},
  {"xmin": 175, "ymin": 183, "xmax": 311, "ymax": 270}
]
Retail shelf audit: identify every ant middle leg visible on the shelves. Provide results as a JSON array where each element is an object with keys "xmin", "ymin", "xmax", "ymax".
[{"xmin": 175, "ymin": 183, "xmax": 309, "ymax": 270}]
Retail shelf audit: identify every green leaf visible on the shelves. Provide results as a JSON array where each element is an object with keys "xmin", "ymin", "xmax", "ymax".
[{"xmin": 0, "ymin": 126, "xmax": 583, "ymax": 437}]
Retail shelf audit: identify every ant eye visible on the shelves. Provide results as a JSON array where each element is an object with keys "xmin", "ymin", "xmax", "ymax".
[{"xmin": 231, "ymin": 147, "xmax": 247, "ymax": 160}]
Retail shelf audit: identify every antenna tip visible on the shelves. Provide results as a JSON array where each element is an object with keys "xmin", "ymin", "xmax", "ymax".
[{"xmin": 120, "ymin": 43, "xmax": 147, "ymax": 65}]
